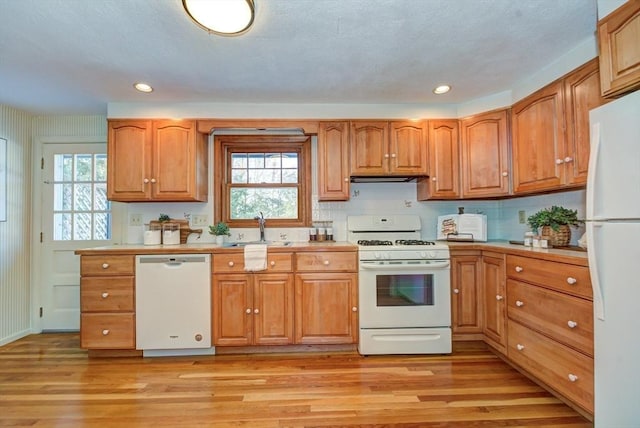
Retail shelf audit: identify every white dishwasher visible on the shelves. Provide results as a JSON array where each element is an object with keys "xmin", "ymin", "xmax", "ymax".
[{"xmin": 135, "ymin": 254, "xmax": 213, "ymax": 356}]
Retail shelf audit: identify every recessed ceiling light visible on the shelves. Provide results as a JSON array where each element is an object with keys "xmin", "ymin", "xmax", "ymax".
[
  {"xmin": 433, "ymin": 85, "xmax": 451, "ymax": 95},
  {"xmin": 134, "ymin": 82, "xmax": 153, "ymax": 93}
]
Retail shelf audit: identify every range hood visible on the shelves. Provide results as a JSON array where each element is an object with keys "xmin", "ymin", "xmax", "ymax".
[{"xmin": 350, "ymin": 176, "xmax": 425, "ymax": 183}]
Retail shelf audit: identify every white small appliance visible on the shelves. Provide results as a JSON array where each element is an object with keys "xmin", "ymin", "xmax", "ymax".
[{"xmin": 437, "ymin": 213, "xmax": 487, "ymax": 242}]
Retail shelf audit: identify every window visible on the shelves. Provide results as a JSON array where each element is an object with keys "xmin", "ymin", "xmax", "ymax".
[
  {"xmin": 52, "ymin": 152, "xmax": 111, "ymax": 240},
  {"xmin": 214, "ymin": 135, "xmax": 311, "ymax": 228}
]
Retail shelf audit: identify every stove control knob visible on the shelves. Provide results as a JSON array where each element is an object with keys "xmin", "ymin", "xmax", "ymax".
[
  {"xmin": 420, "ymin": 252, "xmax": 427, "ymax": 258},
  {"xmin": 374, "ymin": 252, "xmax": 382, "ymax": 259},
  {"xmin": 428, "ymin": 251, "xmax": 437, "ymax": 259}
]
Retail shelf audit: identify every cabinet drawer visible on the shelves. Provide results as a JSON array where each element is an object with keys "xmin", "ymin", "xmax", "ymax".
[
  {"xmin": 506, "ymin": 255, "xmax": 592, "ymax": 299},
  {"xmin": 213, "ymin": 253, "xmax": 293, "ymax": 273},
  {"xmin": 295, "ymin": 251, "xmax": 357, "ymax": 272},
  {"xmin": 80, "ymin": 313, "xmax": 135, "ymax": 349},
  {"xmin": 81, "ymin": 255, "xmax": 135, "ymax": 276},
  {"xmin": 81, "ymin": 277, "xmax": 135, "ymax": 312},
  {"xmin": 508, "ymin": 321, "xmax": 593, "ymax": 413},
  {"xmin": 507, "ymin": 279, "xmax": 593, "ymax": 356}
]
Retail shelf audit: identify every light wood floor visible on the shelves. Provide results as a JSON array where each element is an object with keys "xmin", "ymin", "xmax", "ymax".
[{"xmin": 0, "ymin": 334, "xmax": 592, "ymax": 427}]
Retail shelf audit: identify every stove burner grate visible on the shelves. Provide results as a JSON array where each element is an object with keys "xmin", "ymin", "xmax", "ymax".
[
  {"xmin": 357, "ymin": 239, "xmax": 393, "ymax": 246},
  {"xmin": 395, "ymin": 239, "xmax": 436, "ymax": 246}
]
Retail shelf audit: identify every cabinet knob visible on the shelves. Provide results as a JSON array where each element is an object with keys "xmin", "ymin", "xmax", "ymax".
[
  {"xmin": 568, "ymin": 373, "xmax": 579, "ymax": 382},
  {"xmin": 228, "ymin": 261, "xmax": 234, "ymax": 267},
  {"xmin": 564, "ymin": 156, "xmax": 574, "ymax": 163},
  {"xmin": 344, "ymin": 177, "xmax": 349, "ymax": 182},
  {"xmin": 515, "ymin": 266, "xmax": 523, "ymax": 272},
  {"xmin": 352, "ymin": 306, "xmax": 358, "ymax": 312},
  {"xmin": 323, "ymin": 260, "xmax": 330, "ymax": 266},
  {"xmin": 150, "ymin": 178, "xmax": 157, "ymax": 183},
  {"xmin": 270, "ymin": 261, "xmax": 276, "ymax": 267},
  {"xmin": 567, "ymin": 320, "xmax": 578, "ymax": 329},
  {"xmin": 496, "ymin": 295, "xmax": 503, "ymax": 301},
  {"xmin": 254, "ymin": 308, "xmax": 260, "ymax": 314},
  {"xmin": 245, "ymin": 308, "xmax": 251, "ymax": 314},
  {"xmin": 101, "ymin": 292, "xmax": 109, "ymax": 299},
  {"xmin": 453, "ymin": 288, "xmax": 460, "ymax": 294},
  {"xmin": 102, "ymin": 329, "xmax": 110, "ymax": 336},
  {"xmin": 102, "ymin": 263, "xmax": 109, "ymax": 269},
  {"xmin": 431, "ymin": 177, "xmax": 437, "ymax": 181},
  {"xmin": 384, "ymin": 153, "xmax": 390, "ymax": 158},
  {"xmin": 555, "ymin": 158, "xmax": 564, "ymax": 165},
  {"xmin": 502, "ymin": 171, "xmax": 508, "ymax": 177},
  {"xmin": 515, "ymin": 300, "xmax": 524, "ymax": 307},
  {"xmin": 143, "ymin": 178, "xmax": 150, "ymax": 183},
  {"xmin": 516, "ymin": 344, "xmax": 525, "ymax": 351},
  {"xmin": 391, "ymin": 153, "xmax": 396, "ymax": 158},
  {"xmin": 566, "ymin": 277, "xmax": 577, "ymax": 285}
]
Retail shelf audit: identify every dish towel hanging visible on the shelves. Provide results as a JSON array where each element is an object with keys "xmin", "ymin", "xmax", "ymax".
[{"xmin": 244, "ymin": 244, "xmax": 267, "ymax": 272}]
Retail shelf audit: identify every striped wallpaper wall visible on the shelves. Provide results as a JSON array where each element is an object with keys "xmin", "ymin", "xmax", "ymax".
[{"xmin": 0, "ymin": 108, "xmax": 107, "ymax": 345}]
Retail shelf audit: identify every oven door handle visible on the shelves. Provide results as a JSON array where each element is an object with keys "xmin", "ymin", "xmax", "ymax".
[{"xmin": 359, "ymin": 261, "xmax": 450, "ymax": 270}]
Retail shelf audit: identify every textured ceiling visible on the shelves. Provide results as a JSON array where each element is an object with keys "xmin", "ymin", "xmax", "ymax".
[{"xmin": 0, "ymin": 0, "xmax": 597, "ymax": 115}]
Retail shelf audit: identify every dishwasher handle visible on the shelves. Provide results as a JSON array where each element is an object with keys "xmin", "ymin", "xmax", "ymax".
[{"xmin": 137, "ymin": 255, "xmax": 208, "ymax": 265}]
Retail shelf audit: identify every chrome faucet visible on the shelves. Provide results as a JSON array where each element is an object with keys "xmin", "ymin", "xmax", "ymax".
[{"xmin": 254, "ymin": 212, "xmax": 266, "ymax": 242}]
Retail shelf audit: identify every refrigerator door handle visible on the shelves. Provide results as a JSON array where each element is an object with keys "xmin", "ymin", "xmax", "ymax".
[
  {"xmin": 586, "ymin": 122, "xmax": 600, "ymax": 220},
  {"xmin": 586, "ymin": 221, "xmax": 605, "ymax": 320}
]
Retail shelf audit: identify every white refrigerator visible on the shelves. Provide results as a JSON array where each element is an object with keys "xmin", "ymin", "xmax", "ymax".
[{"xmin": 587, "ymin": 89, "xmax": 640, "ymax": 426}]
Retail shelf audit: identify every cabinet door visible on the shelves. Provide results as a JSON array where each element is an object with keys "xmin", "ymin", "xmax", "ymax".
[
  {"xmin": 598, "ymin": 0, "xmax": 640, "ymax": 97},
  {"xmin": 152, "ymin": 120, "xmax": 207, "ymax": 201},
  {"xmin": 294, "ymin": 273, "xmax": 358, "ymax": 344},
  {"xmin": 350, "ymin": 121, "xmax": 389, "ymax": 175},
  {"xmin": 460, "ymin": 110, "xmax": 511, "ymax": 198},
  {"xmin": 318, "ymin": 122, "xmax": 350, "ymax": 201},
  {"xmin": 253, "ymin": 273, "xmax": 294, "ymax": 345},
  {"xmin": 212, "ymin": 274, "xmax": 252, "ymax": 346},
  {"xmin": 450, "ymin": 254, "xmax": 482, "ymax": 335},
  {"xmin": 389, "ymin": 121, "xmax": 428, "ymax": 175},
  {"xmin": 512, "ymin": 81, "xmax": 565, "ymax": 194},
  {"xmin": 107, "ymin": 120, "xmax": 152, "ymax": 201},
  {"xmin": 564, "ymin": 58, "xmax": 608, "ymax": 187},
  {"xmin": 418, "ymin": 120, "xmax": 460, "ymax": 199},
  {"xmin": 482, "ymin": 254, "xmax": 507, "ymax": 353}
]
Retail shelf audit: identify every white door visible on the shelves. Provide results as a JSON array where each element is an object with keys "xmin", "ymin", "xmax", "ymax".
[{"xmin": 39, "ymin": 142, "xmax": 121, "ymax": 331}]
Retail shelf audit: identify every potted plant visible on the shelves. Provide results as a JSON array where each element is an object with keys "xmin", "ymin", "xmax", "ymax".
[
  {"xmin": 209, "ymin": 221, "xmax": 230, "ymax": 245},
  {"xmin": 527, "ymin": 206, "xmax": 583, "ymax": 247}
]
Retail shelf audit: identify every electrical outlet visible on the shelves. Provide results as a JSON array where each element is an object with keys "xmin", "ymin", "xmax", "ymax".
[
  {"xmin": 192, "ymin": 214, "xmax": 208, "ymax": 227},
  {"xmin": 130, "ymin": 213, "xmax": 143, "ymax": 226},
  {"xmin": 518, "ymin": 210, "xmax": 526, "ymax": 224}
]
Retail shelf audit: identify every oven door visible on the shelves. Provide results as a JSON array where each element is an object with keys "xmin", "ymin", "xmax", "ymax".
[{"xmin": 358, "ymin": 260, "xmax": 451, "ymax": 329}]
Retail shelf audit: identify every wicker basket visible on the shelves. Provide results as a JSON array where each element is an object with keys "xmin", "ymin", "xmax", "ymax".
[{"xmin": 541, "ymin": 225, "xmax": 571, "ymax": 247}]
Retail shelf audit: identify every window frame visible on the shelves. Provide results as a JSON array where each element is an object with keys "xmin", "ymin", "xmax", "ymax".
[{"xmin": 213, "ymin": 135, "xmax": 311, "ymax": 228}]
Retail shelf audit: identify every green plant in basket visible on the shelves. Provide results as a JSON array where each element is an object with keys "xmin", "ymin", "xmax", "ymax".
[
  {"xmin": 209, "ymin": 221, "xmax": 231, "ymax": 236},
  {"xmin": 527, "ymin": 206, "xmax": 583, "ymax": 247}
]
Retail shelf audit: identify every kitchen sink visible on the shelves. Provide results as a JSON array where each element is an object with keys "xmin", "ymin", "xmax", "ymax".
[{"xmin": 224, "ymin": 241, "xmax": 292, "ymax": 247}]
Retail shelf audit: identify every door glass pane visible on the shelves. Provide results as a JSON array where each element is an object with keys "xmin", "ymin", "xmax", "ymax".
[
  {"xmin": 375, "ymin": 274, "xmax": 434, "ymax": 306},
  {"xmin": 52, "ymin": 153, "xmax": 110, "ymax": 241}
]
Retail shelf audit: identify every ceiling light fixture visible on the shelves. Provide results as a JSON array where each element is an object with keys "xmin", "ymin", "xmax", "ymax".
[
  {"xmin": 433, "ymin": 85, "xmax": 451, "ymax": 95},
  {"xmin": 134, "ymin": 82, "xmax": 154, "ymax": 93},
  {"xmin": 182, "ymin": 0, "xmax": 255, "ymax": 35}
]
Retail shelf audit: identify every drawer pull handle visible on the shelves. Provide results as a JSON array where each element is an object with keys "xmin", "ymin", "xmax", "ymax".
[
  {"xmin": 564, "ymin": 156, "xmax": 574, "ymax": 163},
  {"xmin": 568, "ymin": 373, "xmax": 579, "ymax": 382},
  {"xmin": 101, "ymin": 292, "xmax": 109, "ymax": 299},
  {"xmin": 102, "ymin": 329, "xmax": 110, "ymax": 336},
  {"xmin": 143, "ymin": 178, "xmax": 150, "ymax": 183},
  {"xmin": 567, "ymin": 320, "xmax": 578, "ymax": 328},
  {"xmin": 102, "ymin": 263, "xmax": 109, "ymax": 269},
  {"xmin": 228, "ymin": 261, "xmax": 235, "ymax": 267},
  {"xmin": 496, "ymin": 295, "xmax": 503, "ymax": 301},
  {"xmin": 352, "ymin": 306, "xmax": 358, "ymax": 312},
  {"xmin": 516, "ymin": 344, "xmax": 525, "ymax": 351},
  {"xmin": 515, "ymin": 300, "xmax": 524, "ymax": 307},
  {"xmin": 270, "ymin": 261, "xmax": 276, "ymax": 267},
  {"xmin": 515, "ymin": 266, "xmax": 523, "ymax": 272},
  {"xmin": 245, "ymin": 308, "xmax": 251, "ymax": 314},
  {"xmin": 254, "ymin": 308, "xmax": 260, "ymax": 314},
  {"xmin": 555, "ymin": 158, "xmax": 564, "ymax": 165},
  {"xmin": 323, "ymin": 260, "xmax": 330, "ymax": 266},
  {"xmin": 453, "ymin": 288, "xmax": 460, "ymax": 294},
  {"xmin": 566, "ymin": 277, "xmax": 577, "ymax": 285}
]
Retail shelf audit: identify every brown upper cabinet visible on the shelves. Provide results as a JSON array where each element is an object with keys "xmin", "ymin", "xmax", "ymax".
[
  {"xmin": 317, "ymin": 121, "xmax": 350, "ymax": 201},
  {"xmin": 598, "ymin": 0, "xmax": 640, "ymax": 97},
  {"xmin": 350, "ymin": 120, "xmax": 428, "ymax": 176},
  {"xmin": 460, "ymin": 109, "xmax": 511, "ymax": 198},
  {"xmin": 417, "ymin": 120, "xmax": 460, "ymax": 200},
  {"xmin": 512, "ymin": 58, "xmax": 606, "ymax": 194},
  {"xmin": 107, "ymin": 119, "xmax": 208, "ymax": 202}
]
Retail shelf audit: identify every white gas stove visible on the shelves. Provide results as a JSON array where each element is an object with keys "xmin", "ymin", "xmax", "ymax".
[{"xmin": 348, "ymin": 215, "xmax": 452, "ymax": 355}]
